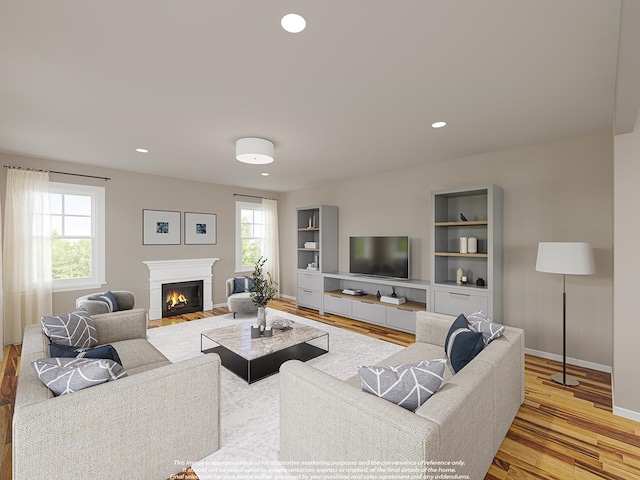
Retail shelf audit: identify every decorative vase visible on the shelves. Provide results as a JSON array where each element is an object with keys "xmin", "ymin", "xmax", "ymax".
[
  {"xmin": 257, "ymin": 306, "xmax": 267, "ymax": 329},
  {"xmin": 456, "ymin": 267, "xmax": 464, "ymax": 285},
  {"xmin": 468, "ymin": 237, "xmax": 478, "ymax": 254},
  {"xmin": 459, "ymin": 237, "xmax": 468, "ymax": 254}
]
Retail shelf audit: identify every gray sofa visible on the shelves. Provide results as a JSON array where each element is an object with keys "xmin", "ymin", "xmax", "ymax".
[
  {"xmin": 279, "ymin": 311, "xmax": 525, "ymax": 479},
  {"xmin": 13, "ymin": 308, "xmax": 221, "ymax": 480}
]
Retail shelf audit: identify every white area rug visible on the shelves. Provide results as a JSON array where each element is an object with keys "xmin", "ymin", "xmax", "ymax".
[{"xmin": 147, "ymin": 308, "xmax": 403, "ymax": 480}]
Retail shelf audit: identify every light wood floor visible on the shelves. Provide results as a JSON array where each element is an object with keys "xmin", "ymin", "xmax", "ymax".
[{"xmin": 2, "ymin": 298, "xmax": 640, "ymax": 480}]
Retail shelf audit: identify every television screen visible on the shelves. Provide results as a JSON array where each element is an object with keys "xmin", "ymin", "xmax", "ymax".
[{"xmin": 349, "ymin": 236, "xmax": 410, "ymax": 279}]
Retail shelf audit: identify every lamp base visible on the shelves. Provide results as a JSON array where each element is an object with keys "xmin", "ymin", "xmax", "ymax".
[{"xmin": 550, "ymin": 373, "xmax": 579, "ymax": 386}]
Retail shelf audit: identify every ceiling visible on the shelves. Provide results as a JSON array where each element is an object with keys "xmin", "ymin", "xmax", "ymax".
[{"xmin": 0, "ymin": 1, "xmax": 632, "ymax": 192}]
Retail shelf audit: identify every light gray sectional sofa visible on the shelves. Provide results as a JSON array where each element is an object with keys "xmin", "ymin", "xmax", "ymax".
[
  {"xmin": 13, "ymin": 308, "xmax": 221, "ymax": 480},
  {"xmin": 279, "ymin": 311, "xmax": 525, "ymax": 479}
]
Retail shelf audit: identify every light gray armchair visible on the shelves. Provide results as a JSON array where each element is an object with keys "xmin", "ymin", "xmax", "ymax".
[
  {"xmin": 76, "ymin": 290, "xmax": 135, "ymax": 315},
  {"xmin": 226, "ymin": 278, "xmax": 257, "ymax": 318}
]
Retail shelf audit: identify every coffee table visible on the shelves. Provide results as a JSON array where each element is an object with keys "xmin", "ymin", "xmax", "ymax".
[{"xmin": 200, "ymin": 319, "xmax": 329, "ymax": 383}]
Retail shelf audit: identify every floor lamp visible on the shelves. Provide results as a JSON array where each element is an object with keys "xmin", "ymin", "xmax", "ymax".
[{"xmin": 535, "ymin": 242, "xmax": 595, "ymax": 386}]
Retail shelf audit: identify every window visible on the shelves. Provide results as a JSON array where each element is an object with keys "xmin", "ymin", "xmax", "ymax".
[
  {"xmin": 50, "ymin": 182, "xmax": 105, "ymax": 292},
  {"xmin": 236, "ymin": 201, "xmax": 264, "ymax": 272}
]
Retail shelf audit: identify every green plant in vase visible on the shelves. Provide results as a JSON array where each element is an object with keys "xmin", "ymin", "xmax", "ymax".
[{"xmin": 248, "ymin": 256, "xmax": 278, "ymax": 329}]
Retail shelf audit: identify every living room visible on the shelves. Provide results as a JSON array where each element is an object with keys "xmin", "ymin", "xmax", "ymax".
[{"xmin": 2, "ymin": 1, "xmax": 640, "ymax": 479}]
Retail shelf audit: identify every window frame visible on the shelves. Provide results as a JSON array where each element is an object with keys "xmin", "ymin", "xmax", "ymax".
[
  {"xmin": 50, "ymin": 182, "xmax": 106, "ymax": 292},
  {"xmin": 235, "ymin": 201, "xmax": 264, "ymax": 272}
]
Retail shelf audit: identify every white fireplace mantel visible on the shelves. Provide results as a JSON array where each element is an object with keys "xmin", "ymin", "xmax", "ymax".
[{"xmin": 143, "ymin": 258, "xmax": 220, "ymax": 320}]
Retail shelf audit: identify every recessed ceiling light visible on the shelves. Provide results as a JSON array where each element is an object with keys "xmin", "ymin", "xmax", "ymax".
[
  {"xmin": 431, "ymin": 121, "xmax": 447, "ymax": 129},
  {"xmin": 281, "ymin": 13, "xmax": 306, "ymax": 33},
  {"xmin": 135, "ymin": 148, "xmax": 149, "ymax": 153},
  {"xmin": 261, "ymin": 172, "xmax": 270, "ymax": 176}
]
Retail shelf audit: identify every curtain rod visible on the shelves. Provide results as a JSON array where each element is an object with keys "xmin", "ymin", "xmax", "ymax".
[
  {"xmin": 4, "ymin": 165, "xmax": 111, "ymax": 181},
  {"xmin": 233, "ymin": 193, "xmax": 277, "ymax": 201}
]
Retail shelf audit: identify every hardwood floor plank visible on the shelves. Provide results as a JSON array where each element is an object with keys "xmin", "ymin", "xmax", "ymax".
[{"xmin": 3, "ymin": 298, "xmax": 640, "ymax": 480}]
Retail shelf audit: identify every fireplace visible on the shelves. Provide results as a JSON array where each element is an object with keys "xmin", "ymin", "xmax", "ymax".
[{"xmin": 162, "ymin": 280, "xmax": 204, "ymax": 317}]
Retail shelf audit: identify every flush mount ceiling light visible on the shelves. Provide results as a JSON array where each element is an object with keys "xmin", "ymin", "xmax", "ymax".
[
  {"xmin": 431, "ymin": 121, "xmax": 447, "ymax": 129},
  {"xmin": 281, "ymin": 13, "xmax": 306, "ymax": 33},
  {"xmin": 261, "ymin": 172, "xmax": 270, "ymax": 176},
  {"xmin": 135, "ymin": 148, "xmax": 149, "ymax": 153},
  {"xmin": 236, "ymin": 137, "xmax": 274, "ymax": 165}
]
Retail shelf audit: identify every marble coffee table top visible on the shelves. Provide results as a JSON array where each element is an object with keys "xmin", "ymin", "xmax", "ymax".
[{"xmin": 201, "ymin": 319, "xmax": 328, "ymax": 361}]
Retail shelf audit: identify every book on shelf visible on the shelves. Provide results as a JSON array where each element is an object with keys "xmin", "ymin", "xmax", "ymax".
[{"xmin": 380, "ymin": 296, "xmax": 406, "ymax": 305}]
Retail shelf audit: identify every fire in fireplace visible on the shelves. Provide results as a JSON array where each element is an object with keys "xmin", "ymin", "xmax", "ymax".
[{"xmin": 161, "ymin": 280, "xmax": 204, "ymax": 317}]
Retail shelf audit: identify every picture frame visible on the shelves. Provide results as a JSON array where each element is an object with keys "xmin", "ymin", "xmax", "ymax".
[
  {"xmin": 143, "ymin": 209, "xmax": 181, "ymax": 245},
  {"xmin": 184, "ymin": 212, "xmax": 217, "ymax": 245}
]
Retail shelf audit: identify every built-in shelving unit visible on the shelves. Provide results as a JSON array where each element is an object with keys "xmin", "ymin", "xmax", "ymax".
[
  {"xmin": 321, "ymin": 272, "xmax": 429, "ymax": 333},
  {"xmin": 296, "ymin": 205, "xmax": 338, "ymax": 312},
  {"xmin": 430, "ymin": 185, "xmax": 503, "ymax": 321}
]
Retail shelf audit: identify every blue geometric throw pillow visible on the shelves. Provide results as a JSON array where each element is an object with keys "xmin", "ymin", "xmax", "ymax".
[
  {"xmin": 444, "ymin": 314, "xmax": 484, "ymax": 373},
  {"xmin": 49, "ymin": 344, "xmax": 123, "ymax": 366},
  {"xmin": 87, "ymin": 290, "xmax": 119, "ymax": 312},
  {"xmin": 233, "ymin": 277, "xmax": 255, "ymax": 294}
]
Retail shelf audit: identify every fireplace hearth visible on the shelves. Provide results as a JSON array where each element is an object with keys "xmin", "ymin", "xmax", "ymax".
[{"xmin": 162, "ymin": 280, "xmax": 203, "ymax": 317}]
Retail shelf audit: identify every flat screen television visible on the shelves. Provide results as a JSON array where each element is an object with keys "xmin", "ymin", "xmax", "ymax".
[{"xmin": 349, "ymin": 236, "xmax": 410, "ymax": 279}]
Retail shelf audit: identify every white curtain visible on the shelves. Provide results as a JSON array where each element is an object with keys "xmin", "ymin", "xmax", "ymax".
[
  {"xmin": 261, "ymin": 198, "xmax": 280, "ymax": 294},
  {"xmin": 3, "ymin": 169, "xmax": 53, "ymax": 345},
  {"xmin": 0, "ymin": 193, "xmax": 3, "ymax": 361}
]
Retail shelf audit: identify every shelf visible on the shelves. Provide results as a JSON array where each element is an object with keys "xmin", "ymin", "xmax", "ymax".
[
  {"xmin": 298, "ymin": 248, "xmax": 320, "ymax": 252},
  {"xmin": 435, "ymin": 281, "xmax": 488, "ymax": 290},
  {"xmin": 324, "ymin": 290, "xmax": 426, "ymax": 312},
  {"xmin": 298, "ymin": 227, "xmax": 320, "ymax": 231},
  {"xmin": 434, "ymin": 252, "xmax": 488, "ymax": 258},
  {"xmin": 434, "ymin": 221, "xmax": 488, "ymax": 227}
]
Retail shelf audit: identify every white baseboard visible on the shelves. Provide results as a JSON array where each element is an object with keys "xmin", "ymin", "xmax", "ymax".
[
  {"xmin": 213, "ymin": 302, "xmax": 227, "ymax": 308},
  {"xmin": 280, "ymin": 294, "xmax": 296, "ymax": 301},
  {"xmin": 613, "ymin": 405, "xmax": 640, "ymax": 422},
  {"xmin": 524, "ymin": 348, "xmax": 612, "ymax": 373}
]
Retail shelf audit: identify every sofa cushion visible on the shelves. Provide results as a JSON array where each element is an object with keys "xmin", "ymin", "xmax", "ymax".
[
  {"xmin": 41, "ymin": 307, "xmax": 98, "ymax": 348},
  {"xmin": 233, "ymin": 277, "xmax": 254, "ymax": 294},
  {"xmin": 87, "ymin": 291, "xmax": 120, "ymax": 312},
  {"xmin": 49, "ymin": 343, "xmax": 123, "ymax": 365},
  {"xmin": 111, "ymin": 338, "xmax": 171, "ymax": 373},
  {"xmin": 444, "ymin": 314, "xmax": 484, "ymax": 373},
  {"xmin": 358, "ymin": 359, "xmax": 446, "ymax": 411},
  {"xmin": 32, "ymin": 357, "xmax": 127, "ymax": 396},
  {"xmin": 467, "ymin": 310, "xmax": 505, "ymax": 345}
]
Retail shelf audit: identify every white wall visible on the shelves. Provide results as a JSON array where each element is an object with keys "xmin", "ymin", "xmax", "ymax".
[
  {"xmin": 281, "ymin": 132, "xmax": 614, "ymax": 367},
  {"xmin": 613, "ymin": 118, "xmax": 640, "ymax": 420}
]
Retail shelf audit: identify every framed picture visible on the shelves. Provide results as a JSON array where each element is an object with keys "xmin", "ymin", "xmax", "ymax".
[
  {"xmin": 185, "ymin": 212, "xmax": 217, "ymax": 245},
  {"xmin": 143, "ymin": 209, "xmax": 181, "ymax": 245}
]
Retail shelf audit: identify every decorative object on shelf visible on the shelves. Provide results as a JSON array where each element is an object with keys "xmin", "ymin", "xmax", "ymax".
[
  {"xmin": 184, "ymin": 212, "xmax": 217, "ymax": 245},
  {"xmin": 236, "ymin": 137, "xmax": 274, "ymax": 165},
  {"xmin": 535, "ymin": 242, "xmax": 595, "ymax": 387},
  {"xmin": 376, "ymin": 290, "xmax": 381, "ymax": 300},
  {"xmin": 476, "ymin": 277, "xmax": 485, "ymax": 287},
  {"xmin": 459, "ymin": 237, "xmax": 468, "ymax": 254},
  {"xmin": 312, "ymin": 215, "xmax": 316, "ymax": 228},
  {"xmin": 250, "ymin": 326, "xmax": 261, "ymax": 338},
  {"xmin": 142, "ymin": 209, "xmax": 181, "ymax": 245},
  {"xmin": 468, "ymin": 237, "xmax": 478, "ymax": 254},
  {"xmin": 308, "ymin": 217, "xmax": 313, "ymax": 228},
  {"xmin": 380, "ymin": 295, "xmax": 406, "ymax": 305},
  {"xmin": 456, "ymin": 268, "xmax": 464, "ymax": 285},
  {"xmin": 391, "ymin": 286, "xmax": 398, "ymax": 298},
  {"xmin": 460, "ymin": 213, "xmax": 468, "ymax": 221},
  {"xmin": 263, "ymin": 327, "xmax": 273, "ymax": 337},
  {"xmin": 248, "ymin": 256, "xmax": 278, "ymax": 330},
  {"xmin": 270, "ymin": 318, "xmax": 292, "ymax": 331},
  {"xmin": 461, "ymin": 275, "xmax": 468, "ymax": 284}
]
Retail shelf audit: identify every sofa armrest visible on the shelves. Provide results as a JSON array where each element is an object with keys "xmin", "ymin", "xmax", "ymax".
[
  {"xmin": 13, "ymin": 353, "xmax": 221, "ymax": 480},
  {"xmin": 415, "ymin": 311, "xmax": 457, "ymax": 346},
  {"xmin": 279, "ymin": 360, "xmax": 440, "ymax": 469},
  {"xmin": 92, "ymin": 308, "xmax": 148, "ymax": 344}
]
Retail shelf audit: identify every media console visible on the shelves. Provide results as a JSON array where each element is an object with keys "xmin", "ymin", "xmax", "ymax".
[{"xmin": 321, "ymin": 272, "xmax": 430, "ymax": 333}]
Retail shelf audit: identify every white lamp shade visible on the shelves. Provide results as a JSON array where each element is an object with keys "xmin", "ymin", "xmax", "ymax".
[
  {"xmin": 236, "ymin": 137, "xmax": 274, "ymax": 165},
  {"xmin": 535, "ymin": 242, "xmax": 596, "ymax": 275}
]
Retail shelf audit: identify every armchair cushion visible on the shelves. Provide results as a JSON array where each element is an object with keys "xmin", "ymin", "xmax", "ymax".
[
  {"xmin": 41, "ymin": 307, "xmax": 98, "ymax": 348},
  {"xmin": 87, "ymin": 291, "xmax": 120, "ymax": 312},
  {"xmin": 233, "ymin": 277, "xmax": 254, "ymax": 294},
  {"xmin": 49, "ymin": 344, "xmax": 123, "ymax": 366},
  {"xmin": 32, "ymin": 357, "xmax": 127, "ymax": 396}
]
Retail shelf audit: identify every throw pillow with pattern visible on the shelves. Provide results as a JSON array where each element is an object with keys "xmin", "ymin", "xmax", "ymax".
[
  {"xmin": 444, "ymin": 314, "xmax": 484, "ymax": 373},
  {"xmin": 41, "ymin": 307, "xmax": 98, "ymax": 348},
  {"xmin": 49, "ymin": 344, "xmax": 123, "ymax": 366},
  {"xmin": 32, "ymin": 357, "xmax": 127, "ymax": 396},
  {"xmin": 358, "ymin": 359, "xmax": 447, "ymax": 411},
  {"xmin": 87, "ymin": 290, "xmax": 120, "ymax": 312},
  {"xmin": 233, "ymin": 277, "xmax": 255, "ymax": 294},
  {"xmin": 467, "ymin": 310, "xmax": 505, "ymax": 345}
]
